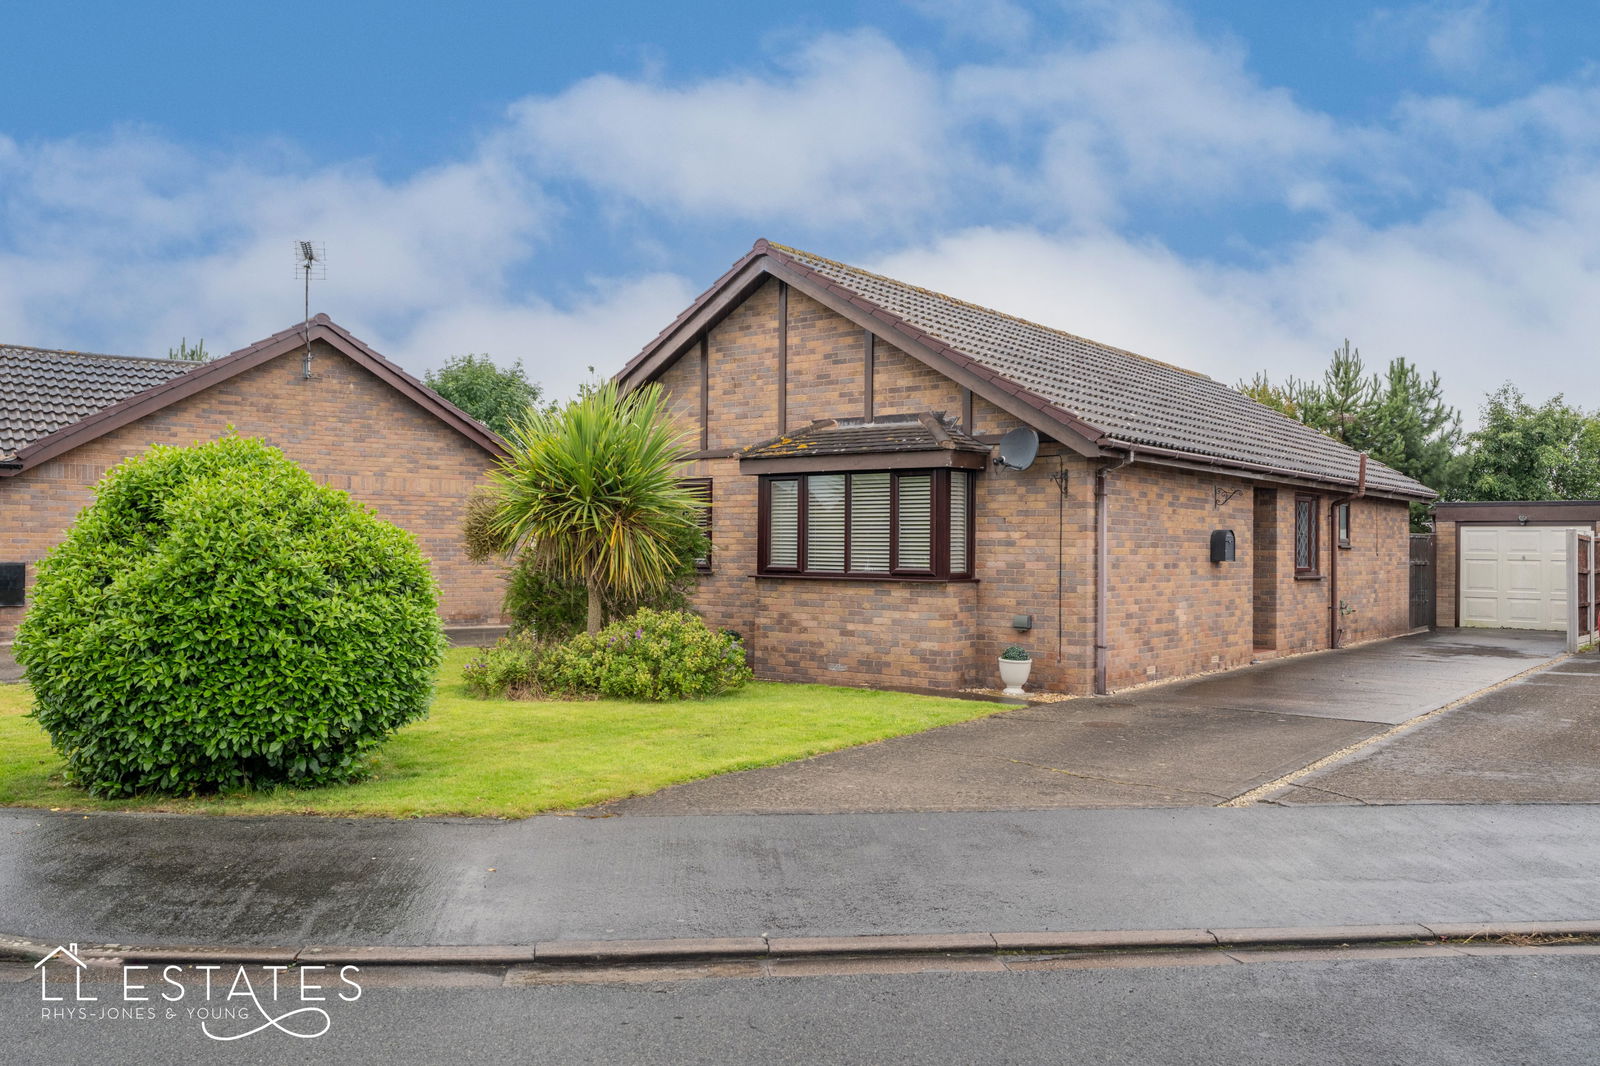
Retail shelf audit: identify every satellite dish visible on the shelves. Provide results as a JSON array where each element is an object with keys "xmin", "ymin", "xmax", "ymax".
[{"xmin": 995, "ymin": 427, "xmax": 1039, "ymax": 470}]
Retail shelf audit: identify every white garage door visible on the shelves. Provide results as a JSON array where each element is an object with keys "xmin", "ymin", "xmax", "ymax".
[{"xmin": 1459, "ymin": 525, "xmax": 1574, "ymax": 629}]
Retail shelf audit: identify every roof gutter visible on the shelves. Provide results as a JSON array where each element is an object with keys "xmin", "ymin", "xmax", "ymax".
[
  {"xmin": 1094, "ymin": 446, "xmax": 1137, "ymax": 695},
  {"xmin": 1097, "ymin": 437, "xmax": 1428, "ymax": 502},
  {"xmin": 1327, "ymin": 454, "xmax": 1369, "ymax": 649}
]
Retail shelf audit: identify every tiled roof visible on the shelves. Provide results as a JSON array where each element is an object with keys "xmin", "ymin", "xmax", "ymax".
[
  {"xmin": 765, "ymin": 243, "xmax": 1434, "ymax": 499},
  {"xmin": 0, "ymin": 345, "xmax": 196, "ymax": 458},
  {"xmin": 742, "ymin": 412, "xmax": 990, "ymax": 459}
]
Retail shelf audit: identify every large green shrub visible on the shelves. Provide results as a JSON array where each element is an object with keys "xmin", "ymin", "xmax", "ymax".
[
  {"xmin": 538, "ymin": 608, "xmax": 751, "ymax": 701},
  {"xmin": 14, "ymin": 437, "xmax": 446, "ymax": 797}
]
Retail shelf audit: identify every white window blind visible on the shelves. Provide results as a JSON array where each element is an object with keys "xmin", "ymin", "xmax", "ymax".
[
  {"xmin": 949, "ymin": 471, "xmax": 969, "ymax": 573},
  {"xmin": 849, "ymin": 472, "xmax": 891, "ymax": 572},
  {"xmin": 769, "ymin": 480, "xmax": 799, "ymax": 567},
  {"xmin": 896, "ymin": 474, "xmax": 932, "ymax": 570},
  {"xmin": 806, "ymin": 474, "xmax": 847, "ymax": 571}
]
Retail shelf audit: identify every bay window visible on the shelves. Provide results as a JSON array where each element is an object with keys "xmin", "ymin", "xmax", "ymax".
[{"xmin": 758, "ymin": 469, "xmax": 974, "ymax": 579}]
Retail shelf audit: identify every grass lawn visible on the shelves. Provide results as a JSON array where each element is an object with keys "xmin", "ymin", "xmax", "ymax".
[{"xmin": 0, "ymin": 648, "xmax": 1003, "ymax": 819}]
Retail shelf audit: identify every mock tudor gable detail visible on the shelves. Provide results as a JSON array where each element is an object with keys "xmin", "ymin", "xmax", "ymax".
[{"xmin": 621, "ymin": 240, "xmax": 1434, "ymax": 500}]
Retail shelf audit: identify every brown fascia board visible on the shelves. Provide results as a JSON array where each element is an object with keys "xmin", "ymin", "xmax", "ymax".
[
  {"xmin": 1433, "ymin": 500, "xmax": 1600, "ymax": 523},
  {"xmin": 2, "ymin": 314, "xmax": 505, "ymax": 475},
  {"xmin": 1106, "ymin": 438, "xmax": 1435, "ymax": 502},
  {"xmin": 614, "ymin": 243, "xmax": 772, "ymax": 389}
]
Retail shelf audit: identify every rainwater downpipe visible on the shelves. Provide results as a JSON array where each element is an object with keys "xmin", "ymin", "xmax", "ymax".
[
  {"xmin": 1094, "ymin": 447, "xmax": 1136, "ymax": 695},
  {"xmin": 1327, "ymin": 453, "xmax": 1368, "ymax": 649}
]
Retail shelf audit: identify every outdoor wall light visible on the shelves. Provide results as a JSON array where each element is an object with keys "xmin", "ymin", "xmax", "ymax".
[{"xmin": 1210, "ymin": 529, "xmax": 1236, "ymax": 563}]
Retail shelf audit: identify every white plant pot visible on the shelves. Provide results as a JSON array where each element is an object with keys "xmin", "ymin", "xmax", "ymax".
[{"xmin": 998, "ymin": 657, "xmax": 1032, "ymax": 695}]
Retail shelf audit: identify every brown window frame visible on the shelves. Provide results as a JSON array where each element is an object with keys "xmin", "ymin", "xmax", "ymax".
[
  {"xmin": 681, "ymin": 477, "xmax": 713, "ymax": 572},
  {"xmin": 1336, "ymin": 501, "xmax": 1352, "ymax": 549},
  {"xmin": 1294, "ymin": 494, "xmax": 1321, "ymax": 575},
  {"xmin": 757, "ymin": 469, "xmax": 975, "ymax": 580}
]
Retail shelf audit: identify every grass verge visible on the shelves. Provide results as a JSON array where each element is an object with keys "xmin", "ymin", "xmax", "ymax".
[{"xmin": 0, "ymin": 648, "xmax": 1002, "ymax": 818}]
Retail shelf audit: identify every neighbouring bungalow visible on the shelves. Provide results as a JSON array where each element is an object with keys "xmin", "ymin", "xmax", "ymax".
[
  {"xmin": 616, "ymin": 240, "xmax": 1436, "ymax": 694},
  {"xmin": 0, "ymin": 315, "xmax": 506, "ymax": 662}
]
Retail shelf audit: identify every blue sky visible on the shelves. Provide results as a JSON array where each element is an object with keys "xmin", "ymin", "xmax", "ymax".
[{"xmin": 4, "ymin": 0, "xmax": 1598, "ymax": 418}]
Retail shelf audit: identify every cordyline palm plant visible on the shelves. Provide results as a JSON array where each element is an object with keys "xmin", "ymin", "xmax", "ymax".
[{"xmin": 469, "ymin": 380, "xmax": 703, "ymax": 636}]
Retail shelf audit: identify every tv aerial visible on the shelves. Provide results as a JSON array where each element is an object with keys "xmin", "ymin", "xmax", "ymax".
[
  {"xmin": 994, "ymin": 426, "xmax": 1040, "ymax": 470},
  {"xmin": 295, "ymin": 241, "xmax": 326, "ymax": 379}
]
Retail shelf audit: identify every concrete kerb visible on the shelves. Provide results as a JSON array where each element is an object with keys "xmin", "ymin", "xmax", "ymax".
[{"xmin": 7, "ymin": 923, "xmax": 1600, "ymax": 969}]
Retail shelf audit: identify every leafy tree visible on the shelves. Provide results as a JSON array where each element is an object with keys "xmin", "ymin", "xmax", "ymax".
[
  {"xmin": 1241, "ymin": 341, "xmax": 1462, "ymax": 522},
  {"xmin": 14, "ymin": 437, "xmax": 444, "ymax": 797},
  {"xmin": 424, "ymin": 354, "xmax": 542, "ymax": 436},
  {"xmin": 466, "ymin": 380, "xmax": 704, "ymax": 636},
  {"xmin": 1453, "ymin": 386, "xmax": 1600, "ymax": 501},
  {"xmin": 169, "ymin": 337, "xmax": 209, "ymax": 362}
]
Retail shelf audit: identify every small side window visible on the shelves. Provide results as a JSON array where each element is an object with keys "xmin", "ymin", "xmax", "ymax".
[
  {"xmin": 1336, "ymin": 502, "xmax": 1352, "ymax": 549},
  {"xmin": 682, "ymin": 478, "xmax": 713, "ymax": 571},
  {"xmin": 1294, "ymin": 495, "xmax": 1320, "ymax": 574}
]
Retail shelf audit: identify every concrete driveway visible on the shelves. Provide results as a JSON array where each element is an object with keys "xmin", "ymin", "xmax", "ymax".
[
  {"xmin": 1280, "ymin": 651, "xmax": 1600, "ymax": 805},
  {"xmin": 594, "ymin": 629, "xmax": 1568, "ymax": 815}
]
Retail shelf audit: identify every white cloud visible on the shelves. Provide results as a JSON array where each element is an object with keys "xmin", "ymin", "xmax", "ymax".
[
  {"xmin": 507, "ymin": 31, "xmax": 951, "ymax": 226},
  {"xmin": 1, "ymin": 0, "xmax": 1597, "ymax": 424},
  {"xmin": 1362, "ymin": 2, "xmax": 1506, "ymax": 80},
  {"xmin": 865, "ymin": 185, "xmax": 1600, "ymax": 426},
  {"xmin": 904, "ymin": 0, "xmax": 1036, "ymax": 47},
  {"xmin": 946, "ymin": 10, "xmax": 1343, "ymax": 222},
  {"xmin": 0, "ymin": 125, "xmax": 681, "ymax": 402},
  {"xmin": 391, "ymin": 273, "xmax": 698, "ymax": 403}
]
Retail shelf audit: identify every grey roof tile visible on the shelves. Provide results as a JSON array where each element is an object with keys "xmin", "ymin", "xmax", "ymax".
[
  {"xmin": 767, "ymin": 244, "xmax": 1433, "ymax": 499},
  {"xmin": 0, "ymin": 345, "xmax": 196, "ymax": 458}
]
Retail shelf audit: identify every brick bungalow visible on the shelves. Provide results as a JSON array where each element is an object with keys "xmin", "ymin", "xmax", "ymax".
[
  {"xmin": 0, "ymin": 314, "xmax": 505, "ymax": 652},
  {"xmin": 616, "ymin": 240, "xmax": 1436, "ymax": 694}
]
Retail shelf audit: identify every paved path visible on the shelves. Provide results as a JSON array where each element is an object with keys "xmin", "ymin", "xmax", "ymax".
[
  {"xmin": 1282, "ymin": 653, "xmax": 1600, "ymax": 805},
  {"xmin": 2, "ymin": 804, "xmax": 1597, "ymax": 946},
  {"xmin": 598, "ymin": 629, "xmax": 1567, "ymax": 815}
]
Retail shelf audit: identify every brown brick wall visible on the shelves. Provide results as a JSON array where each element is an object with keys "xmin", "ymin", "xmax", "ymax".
[
  {"xmin": 753, "ymin": 578, "xmax": 978, "ymax": 689},
  {"xmin": 786, "ymin": 289, "xmax": 867, "ymax": 429},
  {"xmin": 872, "ymin": 339, "xmax": 963, "ymax": 422},
  {"xmin": 1102, "ymin": 465, "xmax": 1257, "ymax": 689},
  {"xmin": 1332, "ymin": 497, "xmax": 1412, "ymax": 644},
  {"xmin": 706, "ymin": 279, "xmax": 781, "ymax": 450},
  {"xmin": 646, "ymin": 278, "xmax": 1417, "ymax": 694},
  {"xmin": 1264, "ymin": 492, "xmax": 1412, "ymax": 654},
  {"xmin": 0, "ymin": 340, "xmax": 503, "ymax": 642},
  {"xmin": 656, "ymin": 342, "xmax": 703, "ymax": 446},
  {"xmin": 1251, "ymin": 488, "xmax": 1279, "ymax": 648}
]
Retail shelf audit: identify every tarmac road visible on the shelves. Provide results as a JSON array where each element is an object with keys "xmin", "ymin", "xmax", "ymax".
[
  {"xmin": 7, "ymin": 950, "xmax": 1599, "ymax": 1065},
  {"xmin": 2, "ymin": 803, "xmax": 1598, "ymax": 947}
]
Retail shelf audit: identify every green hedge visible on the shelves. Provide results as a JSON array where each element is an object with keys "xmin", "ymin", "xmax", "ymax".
[{"xmin": 14, "ymin": 437, "xmax": 446, "ymax": 796}]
